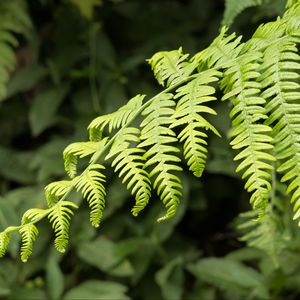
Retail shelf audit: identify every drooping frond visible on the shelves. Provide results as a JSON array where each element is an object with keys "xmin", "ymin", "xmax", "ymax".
[
  {"xmin": 222, "ymin": 52, "xmax": 275, "ymax": 211},
  {"xmin": 0, "ymin": 232, "xmax": 10, "ymax": 257},
  {"xmin": 192, "ymin": 27, "xmax": 243, "ymax": 70},
  {"xmin": 238, "ymin": 207, "xmax": 285, "ymax": 265},
  {"xmin": 106, "ymin": 127, "xmax": 151, "ymax": 216},
  {"xmin": 148, "ymin": 48, "xmax": 196, "ymax": 87},
  {"xmin": 139, "ymin": 93, "xmax": 182, "ymax": 221},
  {"xmin": 48, "ymin": 201, "xmax": 78, "ymax": 253},
  {"xmin": 0, "ymin": 0, "xmax": 31, "ymax": 100},
  {"xmin": 171, "ymin": 69, "xmax": 221, "ymax": 177},
  {"xmin": 63, "ymin": 138, "xmax": 108, "ymax": 178},
  {"xmin": 74, "ymin": 164, "xmax": 106, "ymax": 227},
  {"xmin": 259, "ymin": 35, "xmax": 300, "ymax": 221},
  {"xmin": 19, "ymin": 224, "xmax": 39, "ymax": 262},
  {"xmin": 21, "ymin": 208, "xmax": 50, "ymax": 224},
  {"xmin": 222, "ymin": 0, "xmax": 263, "ymax": 27},
  {"xmin": 45, "ymin": 180, "xmax": 73, "ymax": 207},
  {"xmin": 88, "ymin": 94, "xmax": 145, "ymax": 139}
]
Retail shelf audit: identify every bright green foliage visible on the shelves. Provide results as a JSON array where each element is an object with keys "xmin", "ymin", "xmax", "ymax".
[
  {"xmin": 0, "ymin": 0, "xmax": 300, "ymax": 263},
  {"xmin": 0, "ymin": 232, "xmax": 10, "ymax": 257},
  {"xmin": 45, "ymin": 180, "xmax": 73, "ymax": 207},
  {"xmin": 148, "ymin": 48, "xmax": 196, "ymax": 87},
  {"xmin": 74, "ymin": 164, "xmax": 106, "ymax": 227},
  {"xmin": 222, "ymin": 0, "xmax": 264, "ymax": 26},
  {"xmin": 171, "ymin": 70, "xmax": 221, "ymax": 177},
  {"xmin": 139, "ymin": 93, "xmax": 183, "ymax": 221},
  {"xmin": 48, "ymin": 201, "xmax": 78, "ymax": 253},
  {"xmin": 63, "ymin": 138, "xmax": 108, "ymax": 178},
  {"xmin": 19, "ymin": 224, "xmax": 38, "ymax": 262},
  {"xmin": 88, "ymin": 94, "xmax": 145, "ymax": 139},
  {"xmin": 223, "ymin": 52, "xmax": 275, "ymax": 211},
  {"xmin": 106, "ymin": 127, "xmax": 151, "ymax": 216},
  {"xmin": 0, "ymin": 0, "xmax": 31, "ymax": 100}
]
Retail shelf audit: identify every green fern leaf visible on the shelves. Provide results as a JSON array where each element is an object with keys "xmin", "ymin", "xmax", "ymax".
[
  {"xmin": 171, "ymin": 69, "xmax": 221, "ymax": 177},
  {"xmin": 192, "ymin": 27, "xmax": 243, "ymax": 70},
  {"xmin": 106, "ymin": 127, "xmax": 151, "ymax": 216},
  {"xmin": 21, "ymin": 208, "xmax": 50, "ymax": 224},
  {"xmin": 148, "ymin": 47, "xmax": 196, "ymax": 87},
  {"xmin": 222, "ymin": 0, "xmax": 263, "ymax": 27},
  {"xmin": 222, "ymin": 52, "xmax": 275, "ymax": 211},
  {"xmin": 63, "ymin": 138, "xmax": 108, "ymax": 178},
  {"xmin": 88, "ymin": 94, "xmax": 145, "ymax": 138},
  {"xmin": 48, "ymin": 201, "xmax": 78, "ymax": 253},
  {"xmin": 0, "ymin": 232, "xmax": 10, "ymax": 257},
  {"xmin": 139, "ymin": 93, "xmax": 182, "ymax": 221},
  {"xmin": 0, "ymin": 0, "xmax": 31, "ymax": 100},
  {"xmin": 74, "ymin": 164, "xmax": 106, "ymax": 227},
  {"xmin": 19, "ymin": 224, "xmax": 39, "ymax": 262},
  {"xmin": 45, "ymin": 180, "xmax": 73, "ymax": 207},
  {"xmin": 259, "ymin": 35, "xmax": 300, "ymax": 221}
]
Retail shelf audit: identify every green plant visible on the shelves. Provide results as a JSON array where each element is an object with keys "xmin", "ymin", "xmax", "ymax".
[
  {"xmin": 0, "ymin": 0, "xmax": 31, "ymax": 100},
  {"xmin": 0, "ymin": 0, "xmax": 299, "ymax": 267}
]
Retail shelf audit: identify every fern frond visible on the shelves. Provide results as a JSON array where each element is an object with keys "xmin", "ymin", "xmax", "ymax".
[
  {"xmin": 88, "ymin": 94, "xmax": 145, "ymax": 138},
  {"xmin": 148, "ymin": 47, "xmax": 196, "ymax": 87},
  {"xmin": 171, "ymin": 69, "xmax": 221, "ymax": 177},
  {"xmin": 283, "ymin": 1, "xmax": 300, "ymax": 34},
  {"xmin": 259, "ymin": 36, "xmax": 300, "ymax": 221},
  {"xmin": 21, "ymin": 208, "xmax": 50, "ymax": 224},
  {"xmin": 74, "ymin": 164, "xmax": 106, "ymax": 227},
  {"xmin": 63, "ymin": 138, "xmax": 108, "ymax": 178},
  {"xmin": 238, "ymin": 207, "xmax": 285, "ymax": 265},
  {"xmin": 222, "ymin": 0, "xmax": 263, "ymax": 27},
  {"xmin": 45, "ymin": 180, "xmax": 73, "ymax": 207},
  {"xmin": 0, "ymin": 232, "xmax": 10, "ymax": 257},
  {"xmin": 139, "ymin": 93, "xmax": 182, "ymax": 221},
  {"xmin": 19, "ymin": 224, "xmax": 38, "ymax": 262},
  {"xmin": 222, "ymin": 52, "xmax": 275, "ymax": 211},
  {"xmin": 0, "ymin": 0, "xmax": 31, "ymax": 100},
  {"xmin": 106, "ymin": 127, "xmax": 151, "ymax": 216},
  {"xmin": 48, "ymin": 201, "xmax": 78, "ymax": 253},
  {"xmin": 192, "ymin": 27, "xmax": 243, "ymax": 70}
]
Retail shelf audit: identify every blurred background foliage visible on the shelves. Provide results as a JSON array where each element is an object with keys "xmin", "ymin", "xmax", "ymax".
[{"xmin": 1, "ymin": 0, "xmax": 300, "ymax": 299}]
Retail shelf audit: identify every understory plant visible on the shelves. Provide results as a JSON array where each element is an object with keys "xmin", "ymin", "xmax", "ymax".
[{"xmin": 0, "ymin": 0, "xmax": 299, "ymax": 280}]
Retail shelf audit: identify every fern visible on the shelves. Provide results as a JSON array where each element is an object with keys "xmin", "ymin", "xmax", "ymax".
[
  {"xmin": 63, "ymin": 138, "xmax": 108, "ymax": 178},
  {"xmin": 148, "ymin": 48, "xmax": 196, "ymax": 87},
  {"xmin": 171, "ymin": 69, "xmax": 221, "ymax": 177},
  {"xmin": 139, "ymin": 93, "xmax": 183, "ymax": 221},
  {"xmin": 106, "ymin": 127, "xmax": 151, "ymax": 216},
  {"xmin": 88, "ymin": 94, "xmax": 145, "ymax": 139},
  {"xmin": 48, "ymin": 201, "xmax": 78, "ymax": 253},
  {"xmin": 74, "ymin": 164, "xmax": 106, "ymax": 227},
  {"xmin": 0, "ymin": 0, "xmax": 31, "ymax": 100},
  {"xmin": 222, "ymin": 0, "xmax": 265, "ymax": 26},
  {"xmin": 1, "ymin": 1, "xmax": 300, "ymax": 261},
  {"xmin": 45, "ymin": 180, "xmax": 73, "ymax": 207},
  {"xmin": 259, "ymin": 34, "xmax": 300, "ymax": 221},
  {"xmin": 0, "ymin": 232, "xmax": 10, "ymax": 257},
  {"xmin": 19, "ymin": 224, "xmax": 39, "ymax": 262}
]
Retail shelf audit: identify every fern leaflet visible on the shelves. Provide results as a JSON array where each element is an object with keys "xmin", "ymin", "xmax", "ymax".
[
  {"xmin": 19, "ymin": 224, "xmax": 39, "ymax": 262},
  {"xmin": 48, "ymin": 201, "xmax": 78, "ymax": 253},
  {"xmin": 139, "ymin": 93, "xmax": 182, "ymax": 221},
  {"xmin": 148, "ymin": 47, "xmax": 196, "ymax": 87},
  {"xmin": 88, "ymin": 94, "xmax": 145, "ymax": 139},
  {"xmin": 260, "ymin": 35, "xmax": 300, "ymax": 221},
  {"xmin": 106, "ymin": 127, "xmax": 151, "ymax": 216},
  {"xmin": 45, "ymin": 180, "xmax": 73, "ymax": 207},
  {"xmin": 74, "ymin": 164, "xmax": 106, "ymax": 227},
  {"xmin": 171, "ymin": 69, "xmax": 221, "ymax": 177},
  {"xmin": 63, "ymin": 138, "xmax": 108, "ymax": 178}
]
